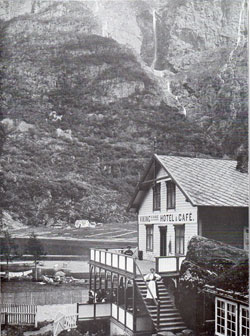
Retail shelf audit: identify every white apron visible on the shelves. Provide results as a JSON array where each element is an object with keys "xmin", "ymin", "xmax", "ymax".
[{"xmin": 144, "ymin": 272, "xmax": 161, "ymax": 299}]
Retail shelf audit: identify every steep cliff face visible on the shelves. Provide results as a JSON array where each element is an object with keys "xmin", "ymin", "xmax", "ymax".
[
  {"xmin": 1, "ymin": 0, "xmax": 247, "ymax": 117},
  {"xmin": 0, "ymin": 0, "xmax": 248, "ymax": 226}
]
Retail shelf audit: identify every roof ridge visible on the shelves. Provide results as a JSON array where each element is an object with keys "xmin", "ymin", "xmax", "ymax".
[{"xmin": 156, "ymin": 154, "xmax": 236, "ymax": 162}]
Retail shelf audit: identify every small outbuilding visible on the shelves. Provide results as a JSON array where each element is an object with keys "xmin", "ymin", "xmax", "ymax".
[{"xmin": 75, "ymin": 220, "xmax": 96, "ymax": 228}]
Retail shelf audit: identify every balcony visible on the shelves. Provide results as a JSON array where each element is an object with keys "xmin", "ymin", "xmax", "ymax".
[
  {"xmin": 89, "ymin": 248, "xmax": 185, "ymax": 276},
  {"xmin": 155, "ymin": 256, "xmax": 186, "ymax": 275}
]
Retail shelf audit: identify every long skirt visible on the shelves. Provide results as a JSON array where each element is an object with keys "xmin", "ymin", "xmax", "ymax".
[{"xmin": 146, "ymin": 280, "xmax": 158, "ymax": 299}]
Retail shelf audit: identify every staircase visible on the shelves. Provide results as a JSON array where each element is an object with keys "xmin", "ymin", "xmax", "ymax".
[{"xmin": 135, "ymin": 278, "xmax": 186, "ymax": 333}]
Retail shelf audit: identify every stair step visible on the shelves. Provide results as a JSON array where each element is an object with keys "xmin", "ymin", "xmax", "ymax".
[
  {"xmin": 159, "ymin": 316, "xmax": 183, "ymax": 322},
  {"xmin": 158, "ymin": 325, "xmax": 186, "ymax": 332},
  {"xmin": 150, "ymin": 307, "xmax": 178, "ymax": 312},
  {"xmin": 159, "ymin": 321, "xmax": 186, "ymax": 327},
  {"xmin": 147, "ymin": 305, "xmax": 175, "ymax": 310},
  {"xmin": 151, "ymin": 312, "xmax": 181, "ymax": 317}
]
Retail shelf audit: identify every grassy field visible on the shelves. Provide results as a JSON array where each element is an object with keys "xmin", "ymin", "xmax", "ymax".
[
  {"xmin": 0, "ymin": 237, "xmax": 137, "ymax": 257},
  {"xmin": 1, "ymin": 221, "xmax": 138, "ymax": 257},
  {"xmin": 7, "ymin": 221, "xmax": 137, "ymax": 241}
]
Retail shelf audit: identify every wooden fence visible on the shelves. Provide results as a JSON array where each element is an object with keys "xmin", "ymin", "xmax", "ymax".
[{"xmin": 0, "ymin": 304, "xmax": 37, "ymax": 326}]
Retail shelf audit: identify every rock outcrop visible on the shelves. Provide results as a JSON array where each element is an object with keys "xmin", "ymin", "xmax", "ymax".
[{"xmin": 178, "ymin": 236, "xmax": 248, "ymax": 331}]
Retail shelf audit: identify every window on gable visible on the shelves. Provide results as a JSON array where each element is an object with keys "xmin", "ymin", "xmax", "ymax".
[
  {"xmin": 153, "ymin": 183, "xmax": 161, "ymax": 211},
  {"xmin": 167, "ymin": 181, "xmax": 176, "ymax": 210},
  {"xmin": 146, "ymin": 225, "xmax": 153, "ymax": 251}
]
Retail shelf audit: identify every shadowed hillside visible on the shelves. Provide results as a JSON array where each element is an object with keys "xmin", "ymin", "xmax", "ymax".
[{"xmin": 0, "ymin": 0, "xmax": 248, "ymax": 227}]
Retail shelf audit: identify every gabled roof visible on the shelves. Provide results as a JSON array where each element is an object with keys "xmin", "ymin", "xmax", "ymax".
[{"xmin": 128, "ymin": 155, "xmax": 249, "ymax": 209}]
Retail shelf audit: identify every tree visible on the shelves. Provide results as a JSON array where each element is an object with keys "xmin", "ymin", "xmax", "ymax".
[
  {"xmin": 0, "ymin": 230, "xmax": 19, "ymax": 279},
  {"xmin": 26, "ymin": 232, "xmax": 46, "ymax": 280}
]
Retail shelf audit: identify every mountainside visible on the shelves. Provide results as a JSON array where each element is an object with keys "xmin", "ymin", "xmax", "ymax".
[{"xmin": 0, "ymin": 0, "xmax": 248, "ymax": 226}]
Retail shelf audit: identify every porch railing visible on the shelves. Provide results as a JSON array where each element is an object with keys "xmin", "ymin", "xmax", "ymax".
[
  {"xmin": 90, "ymin": 248, "xmax": 186, "ymax": 275},
  {"xmin": 155, "ymin": 255, "xmax": 186, "ymax": 273},
  {"xmin": 90, "ymin": 248, "xmax": 135, "ymax": 274}
]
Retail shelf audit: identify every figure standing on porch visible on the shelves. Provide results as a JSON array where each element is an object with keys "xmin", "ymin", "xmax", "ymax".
[{"xmin": 144, "ymin": 268, "xmax": 161, "ymax": 302}]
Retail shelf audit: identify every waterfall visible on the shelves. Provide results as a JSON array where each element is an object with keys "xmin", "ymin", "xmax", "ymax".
[
  {"xmin": 151, "ymin": 9, "xmax": 157, "ymax": 69},
  {"xmin": 228, "ymin": 0, "xmax": 246, "ymax": 62},
  {"xmin": 221, "ymin": 0, "xmax": 246, "ymax": 72}
]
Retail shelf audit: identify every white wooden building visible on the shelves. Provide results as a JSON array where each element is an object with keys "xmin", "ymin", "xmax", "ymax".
[{"xmin": 128, "ymin": 154, "xmax": 249, "ymax": 274}]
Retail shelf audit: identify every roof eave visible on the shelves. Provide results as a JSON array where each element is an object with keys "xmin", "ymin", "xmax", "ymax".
[{"xmin": 127, "ymin": 157, "xmax": 155, "ymax": 211}]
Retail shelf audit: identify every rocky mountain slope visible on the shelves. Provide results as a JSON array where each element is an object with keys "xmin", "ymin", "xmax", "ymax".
[{"xmin": 0, "ymin": 0, "xmax": 248, "ymax": 226}]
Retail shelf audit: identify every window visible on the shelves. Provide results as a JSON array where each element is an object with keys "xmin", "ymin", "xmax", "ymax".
[
  {"xmin": 167, "ymin": 181, "xmax": 176, "ymax": 209},
  {"xmin": 146, "ymin": 225, "xmax": 153, "ymax": 251},
  {"xmin": 240, "ymin": 305, "xmax": 249, "ymax": 336},
  {"xmin": 215, "ymin": 297, "xmax": 237, "ymax": 336},
  {"xmin": 175, "ymin": 225, "xmax": 185, "ymax": 255},
  {"xmin": 153, "ymin": 183, "xmax": 161, "ymax": 211}
]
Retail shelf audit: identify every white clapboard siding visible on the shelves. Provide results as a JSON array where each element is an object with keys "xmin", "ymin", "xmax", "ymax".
[
  {"xmin": 138, "ymin": 167, "xmax": 198, "ymax": 259},
  {"xmin": 1, "ymin": 304, "xmax": 37, "ymax": 325}
]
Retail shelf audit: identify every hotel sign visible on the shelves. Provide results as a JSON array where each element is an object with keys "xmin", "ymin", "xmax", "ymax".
[{"xmin": 139, "ymin": 210, "xmax": 197, "ymax": 224}]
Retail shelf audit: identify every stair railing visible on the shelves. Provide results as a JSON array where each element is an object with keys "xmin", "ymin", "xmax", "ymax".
[{"xmin": 134, "ymin": 260, "xmax": 160, "ymax": 330}]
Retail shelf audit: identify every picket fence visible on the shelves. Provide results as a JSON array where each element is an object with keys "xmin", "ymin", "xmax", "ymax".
[
  {"xmin": 53, "ymin": 312, "xmax": 77, "ymax": 336},
  {"xmin": 0, "ymin": 304, "xmax": 37, "ymax": 326}
]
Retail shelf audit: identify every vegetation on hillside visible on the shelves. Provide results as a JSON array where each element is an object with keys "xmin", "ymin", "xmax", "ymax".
[{"xmin": 0, "ymin": 2, "xmax": 248, "ymax": 226}]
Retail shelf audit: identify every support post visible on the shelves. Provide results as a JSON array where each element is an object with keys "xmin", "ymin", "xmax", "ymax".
[
  {"xmin": 132, "ymin": 280, "xmax": 136, "ymax": 332},
  {"xmin": 94, "ymin": 269, "xmax": 97, "ymax": 320},
  {"xmin": 76, "ymin": 303, "xmax": 79, "ymax": 323},
  {"xmin": 124, "ymin": 278, "xmax": 127, "ymax": 327},
  {"xmin": 89, "ymin": 266, "xmax": 92, "ymax": 290},
  {"xmin": 155, "ymin": 257, "xmax": 159, "ymax": 273},
  {"xmin": 157, "ymin": 300, "xmax": 160, "ymax": 330},
  {"xmin": 117, "ymin": 275, "xmax": 120, "ymax": 321}
]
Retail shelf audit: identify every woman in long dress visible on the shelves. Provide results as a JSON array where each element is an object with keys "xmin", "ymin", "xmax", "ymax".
[{"xmin": 144, "ymin": 268, "xmax": 161, "ymax": 302}]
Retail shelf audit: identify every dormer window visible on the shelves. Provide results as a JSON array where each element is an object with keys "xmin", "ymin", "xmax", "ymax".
[
  {"xmin": 167, "ymin": 181, "xmax": 176, "ymax": 210},
  {"xmin": 153, "ymin": 183, "xmax": 161, "ymax": 211}
]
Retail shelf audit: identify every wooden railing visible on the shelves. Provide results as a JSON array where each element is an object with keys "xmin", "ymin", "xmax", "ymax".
[
  {"xmin": 155, "ymin": 255, "xmax": 186, "ymax": 273},
  {"xmin": 90, "ymin": 248, "xmax": 135, "ymax": 274},
  {"xmin": 77, "ymin": 302, "xmax": 111, "ymax": 321}
]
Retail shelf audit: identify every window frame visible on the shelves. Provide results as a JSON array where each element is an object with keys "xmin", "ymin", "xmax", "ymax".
[
  {"xmin": 153, "ymin": 183, "xmax": 161, "ymax": 211},
  {"xmin": 174, "ymin": 224, "xmax": 185, "ymax": 255},
  {"xmin": 215, "ymin": 297, "xmax": 238, "ymax": 336},
  {"xmin": 240, "ymin": 304, "xmax": 249, "ymax": 336},
  {"xmin": 166, "ymin": 181, "xmax": 176, "ymax": 210},
  {"xmin": 145, "ymin": 225, "xmax": 154, "ymax": 252}
]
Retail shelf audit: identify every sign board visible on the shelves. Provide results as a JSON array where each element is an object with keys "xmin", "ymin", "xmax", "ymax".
[{"xmin": 139, "ymin": 210, "xmax": 197, "ymax": 224}]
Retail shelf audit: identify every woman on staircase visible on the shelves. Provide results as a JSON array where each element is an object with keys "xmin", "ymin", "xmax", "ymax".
[{"xmin": 144, "ymin": 268, "xmax": 161, "ymax": 304}]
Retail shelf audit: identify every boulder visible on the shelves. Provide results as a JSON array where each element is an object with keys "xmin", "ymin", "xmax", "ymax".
[
  {"xmin": 178, "ymin": 236, "xmax": 249, "ymax": 332},
  {"xmin": 180, "ymin": 236, "xmax": 248, "ymax": 293}
]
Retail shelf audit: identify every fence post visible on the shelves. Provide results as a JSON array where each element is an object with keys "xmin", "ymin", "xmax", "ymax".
[
  {"xmin": 35, "ymin": 311, "xmax": 38, "ymax": 328},
  {"xmin": 5, "ymin": 313, "xmax": 8, "ymax": 326}
]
